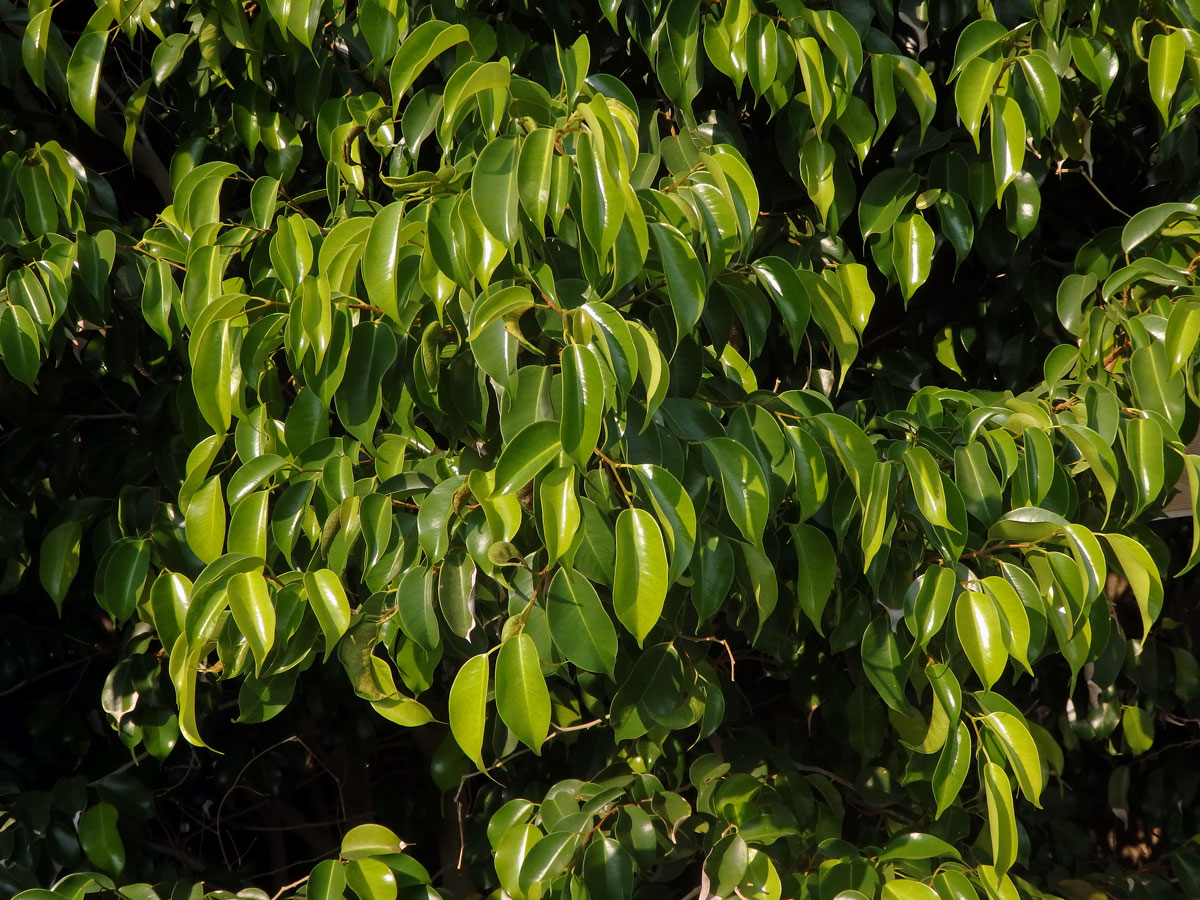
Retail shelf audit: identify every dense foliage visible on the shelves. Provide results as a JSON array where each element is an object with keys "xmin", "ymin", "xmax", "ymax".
[{"xmin": 4, "ymin": 0, "xmax": 1200, "ymax": 898}]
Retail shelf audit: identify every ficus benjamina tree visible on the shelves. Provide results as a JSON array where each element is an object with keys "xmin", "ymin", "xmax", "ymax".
[{"xmin": 5, "ymin": 0, "xmax": 1200, "ymax": 898}]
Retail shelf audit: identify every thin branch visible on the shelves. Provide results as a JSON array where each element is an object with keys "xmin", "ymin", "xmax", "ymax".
[{"xmin": 270, "ymin": 875, "xmax": 311, "ymax": 900}]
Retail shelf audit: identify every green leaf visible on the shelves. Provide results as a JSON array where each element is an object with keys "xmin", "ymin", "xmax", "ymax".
[
  {"xmin": 1122, "ymin": 202, "xmax": 1200, "ymax": 254},
  {"xmin": 613, "ymin": 508, "xmax": 668, "ymax": 646},
  {"xmin": 78, "ymin": 803, "xmax": 124, "ymax": 876},
  {"xmin": 1149, "ymin": 30, "xmax": 1186, "ymax": 126},
  {"xmin": 980, "ymin": 576, "xmax": 1031, "ymax": 676},
  {"xmin": 954, "ymin": 443, "xmax": 1001, "ymax": 527},
  {"xmin": 1060, "ymin": 423, "xmax": 1119, "ymax": 522},
  {"xmin": 790, "ymin": 523, "xmax": 835, "ymax": 634},
  {"xmin": 861, "ymin": 615, "xmax": 913, "ymax": 714},
  {"xmin": 344, "ymin": 858, "xmax": 397, "ymax": 900},
  {"xmin": 1165, "ymin": 299, "xmax": 1200, "ymax": 376},
  {"xmin": 1177, "ymin": 455, "xmax": 1200, "ymax": 576},
  {"xmin": 1014, "ymin": 55, "xmax": 1058, "ymax": 135},
  {"xmin": 539, "ymin": 467, "xmax": 581, "ymax": 564},
  {"xmin": 560, "ymin": 344, "xmax": 604, "ymax": 468},
  {"xmin": 933, "ymin": 720, "xmax": 972, "ymax": 818},
  {"xmin": 496, "ymin": 633, "xmax": 551, "ymax": 753},
  {"xmin": 879, "ymin": 832, "xmax": 961, "ymax": 862},
  {"xmin": 520, "ymin": 832, "xmax": 580, "ymax": 896},
  {"xmin": 389, "ymin": 21, "xmax": 470, "ymax": 107},
  {"xmin": 950, "ymin": 19, "xmax": 1009, "ymax": 78},
  {"xmin": 860, "ymin": 169, "xmax": 920, "ymax": 239},
  {"xmin": 704, "ymin": 437, "xmax": 769, "ymax": 547},
  {"xmin": 342, "ymin": 824, "xmax": 405, "ymax": 859},
  {"xmin": 982, "ymin": 761, "xmax": 1017, "ymax": 875},
  {"xmin": 66, "ymin": 9, "xmax": 111, "ymax": 132},
  {"xmin": 576, "ymin": 131, "xmax": 623, "ymax": 261},
  {"xmin": 472, "ymin": 135, "xmax": 521, "ymax": 247},
  {"xmin": 547, "ymin": 568, "xmax": 617, "ymax": 676},
  {"xmin": 650, "ymin": 222, "xmax": 706, "ymax": 341},
  {"xmin": 583, "ymin": 838, "xmax": 635, "ymax": 900},
  {"xmin": 752, "ymin": 257, "xmax": 810, "ymax": 358},
  {"xmin": 881, "ymin": 881, "xmax": 940, "ymax": 900},
  {"xmin": 307, "ymin": 860, "xmax": 347, "ymax": 900},
  {"xmin": 903, "ymin": 445, "xmax": 952, "ymax": 528},
  {"xmin": 1122, "ymin": 705, "xmax": 1155, "ymax": 754},
  {"xmin": 955, "ymin": 57, "xmax": 1000, "ymax": 150},
  {"xmin": 1130, "ymin": 343, "xmax": 1185, "ymax": 431},
  {"xmin": 955, "ymin": 588, "xmax": 1005, "ymax": 690},
  {"xmin": 304, "ymin": 568, "xmax": 351, "ymax": 661},
  {"xmin": 21, "ymin": 5, "xmax": 52, "ymax": 93},
  {"xmin": 633, "ymin": 464, "xmax": 697, "ymax": 585},
  {"xmin": 228, "ymin": 571, "xmax": 275, "ymax": 677},
  {"xmin": 449, "ymin": 653, "xmax": 490, "ymax": 771},
  {"xmin": 335, "ymin": 322, "xmax": 398, "ymax": 451},
  {"xmin": 981, "ymin": 710, "xmax": 1043, "ymax": 806},
  {"xmin": 1124, "ymin": 416, "xmax": 1165, "ymax": 518},
  {"xmin": 39, "ymin": 520, "xmax": 82, "ymax": 614},
  {"xmin": 0, "ymin": 304, "xmax": 41, "ymax": 389},
  {"xmin": 903, "ymin": 565, "xmax": 956, "ymax": 648},
  {"xmin": 1100, "ymin": 532, "xmax": 1163, "ymax": 641},
  {"xmin": 989, "ymin": 94, "xmax": 1025, "ymax": 201},
  {"xmin": 191, "ymin": 319, "xmax": 236, "ymax": 435},
  {"xmin": 892, "ymin": 213, "xmax": 935, "ymax": 301},
  {"xmin": 468, "ymin": 284, "xmax": 536, "ymax": 341},
  {"xmin": 494, "ymin": 420, "xmax": 563, "ymax": 499},
  {"xmin": 518, "ymin": 128, "xmax": 555, "ymax": 236},
  {"xmin": 185, "ymin": 476, "xmax": 226, "ymax": 565}
]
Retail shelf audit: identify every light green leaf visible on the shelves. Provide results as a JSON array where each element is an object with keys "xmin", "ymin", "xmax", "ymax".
[
  {"xmin": 496, "ymin": 633, "xmax": 551, "ymax": 753},
  {"xmin": 40, "ymin": 520, "xmax": 82, "ymax": 615},
  {"xmin": 468, "ymin": 284, "xmax": 535, "ymax": 341},
  {"xmin": 560, "ymin": 344, "xmax": 604, "ymax": 467},
  {"xmin": 982, "ymin": 761, "xmax": 1017, "ymax": 875},
  {"xmin": 540, "ymin": 466, "xmax": 581, "ymax": 564},
  {"xmin": 989, "ymin": 94, "xmax": 1025, "ymax": 201},
  {"xmin": 981, "ymin": 710, "xmax": 1043, "ymax": 806},
  {"xmin": 613, "ymin": 508, "xmax": 668, "ymax": 646},
  {"xmin": 185, "ymin": 476, "xmax": 226, "ymax": 565},
  {"xmin": 389, "ymin": 21, "xmax": 470, "ymax": 107},
  {"xmin": 1100, "ymin": 532, "xmax": 1163, "ymax": 641},
  {"xmin": 66, "ymin": 9, "xmax": 111, "ymax": 132},
  {"xmin": 472, "ymin": 135, "xmax": 521, "ymax": 247},
  {"xmin": 449, "ymin": 653, "xmax": 490, "ymax": 771},
  {"xmin": 903, "ymin": 445, "xmax": 952, "ymax": 528},
  {"xmin": 304, "ymin": 568, "xmax": 350, "ymax": 661},
  {"xmin": 1149, "ymin": 30, "xmax": 1186, "ymax": 126},
  {"xmin": 228, "ymin": 571, "xmax": 275, "ymax": 676},
  {"xmin": 933, "ymin": 720, "xmax": 972, "ymax": 818},
  {"xmin": 955, "ymin": 57, "xmax": 1000, "ymax": 150},
  {"xmin": 493, "ymin": 420, "xmax": 562, "ymax": 496},
  {"xmin": 955, "ymin": 588, "xmax": 1005, "ymax": 690}
]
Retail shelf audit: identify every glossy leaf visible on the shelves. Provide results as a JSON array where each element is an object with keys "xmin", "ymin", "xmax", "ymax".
[
  {"xmin": 613, "ymin": 508, "xmax": 668, "ymax": 646},
  {"xmin": 495, "ymin": 633, "xmax": 551, "ymax": 753}
]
